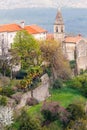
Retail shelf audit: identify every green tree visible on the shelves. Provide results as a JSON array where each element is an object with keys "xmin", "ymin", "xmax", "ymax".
[
  {"xmin": 40, "ymin": 40, "xmax": 71, "ymax": 80},
  {"xmin": 0, "ymin": 56, "xmax": 9, "ymax": 77},
  {"xmin": 12, "ymin": 30, "xmax": 41, "ymax": 70}
]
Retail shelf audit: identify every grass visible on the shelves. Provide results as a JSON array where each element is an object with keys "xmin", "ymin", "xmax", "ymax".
[
  {"xmin": 27, "ymin": 86, "xmax": 87, "ymax": 130},
  {"xmin": 48, "ymin": 87, "xmax": 86, "ymax": 107},
  {"xmin": 13, "ymin": 86, "xmax": 87, "ymax": 130},
  {"xmin": 28, "ymin": 86, "xmax": 86, "ymax": 116}
]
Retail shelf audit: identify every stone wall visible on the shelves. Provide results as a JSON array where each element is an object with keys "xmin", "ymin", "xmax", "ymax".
[{"xmin": 16, "ymin": 74, "xmax": 50, "ymax": 109}]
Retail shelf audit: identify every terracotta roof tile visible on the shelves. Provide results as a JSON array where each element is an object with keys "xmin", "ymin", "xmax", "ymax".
[
  {"xmin": 46, "ymin": 33, "xmax": 54, "ymax": 40},
  {"xmin": 64, "ymin": 35, "xmax": 82, "ymax": 43},
  {"xmin": 25, "ymin": 24, "xmax": 47, "ymax": 34},
  {"xmin": 0, "ymin": 24, "xmax": 22, "ymax": 32}
]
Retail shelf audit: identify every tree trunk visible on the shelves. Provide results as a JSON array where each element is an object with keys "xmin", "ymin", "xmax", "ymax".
[{"xmin": 31, "ymin": 89, "xmax": 33, "ymax": 98}]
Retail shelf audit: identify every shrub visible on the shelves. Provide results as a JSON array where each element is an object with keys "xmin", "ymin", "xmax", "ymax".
[
  {"xmin": 66, "ymin": 102, "xmax": 85, "ymax": 121},
  {"xmin": 66, "ymin": 118, "xmax": 87, "ymax": 130},
  {"xmin": 18, "ymin": 108, "xmax": 41, "ymax": 130},
  {"xmin": 81, "ymin": 81, "xmax": 87, "ymax": 97},
  {"xmin": 68, "ymin": 75, "xmax": 87, "ymax": 97},
  {"xmin": 0, "ymin": 76, "xmax": 10, "ymax": 87},
  {"xmin": 44, "ymin": 67, "xmax": 51, "ymax": 77},
  {"xmin": 26, "ymin": 97, "xmax": 39, "ymax": 106},
  {"xmin": 69, "ymin": 79, "xmax": 82, "ymax": 90},
  {"xmin": 41, "ymin": 101, "xmax": 69, "ymax": 125},
  {"xmin": 70, "ymin": 60, "xmax": 76, "ymax": 69},
  {"xmin": 0, "ymin": 87, "xmax": 2, "ymax": 93},
  {"xmin": 16, "ymin": 70, "xmax": 27, "ymax": 79},
  {"xmin": 0, "ymin": 96, "xmax": 7, "ymax": 106},
  {"xmin": 0, "ymin": 87, "xmax": 15, "ymax": 97},
  {"xmin": 53, "ymin": 78, "xmax": 63, "ymax": 89}
]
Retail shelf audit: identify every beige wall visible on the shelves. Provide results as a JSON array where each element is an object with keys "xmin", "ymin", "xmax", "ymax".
[
  {"xmin": 76, "ymin": 40, "xmax": 87, "ymax": 73},
  {"xmin": 62, "ymin": 42, "xmax": 76, "ymax": 61}
]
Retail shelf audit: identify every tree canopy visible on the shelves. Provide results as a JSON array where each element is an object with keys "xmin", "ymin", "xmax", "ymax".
[
  {"xmin": 12, "ymin": 30, "xmax": 41, "ymax": 69},
  {"xmin": 40, "ymin": 40, "xmax": 71, "ymax": 80}
]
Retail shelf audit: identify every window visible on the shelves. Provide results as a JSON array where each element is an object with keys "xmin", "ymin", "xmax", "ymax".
[
  {"xmin": 56, "ymin": 26, "xmax": 58, "ymax": 32},
  {"xmin": 61, "ymin": 26, "xmax": 64, "ymax": 32}
]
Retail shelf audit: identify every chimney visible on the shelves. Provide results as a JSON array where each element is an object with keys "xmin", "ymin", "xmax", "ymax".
[{"xmin": 20, "ymin": 21, "xmax": 25, "ymax": 28}]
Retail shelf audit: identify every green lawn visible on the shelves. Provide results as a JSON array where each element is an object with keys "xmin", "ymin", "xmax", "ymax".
[
  {"xmin": 27, "ymin": 86, "xmax": 86, "ymax": 130},
  {"xmin": 48, "ymin": 87, "xmax": 86, "ymax": 107},
  {"xmin": 28, "ymin": 87, "xmax": 86, "ymax": 115},
  {"xmin": 13, "ymin": 86, "xmax": 87, "ymax": 130}
]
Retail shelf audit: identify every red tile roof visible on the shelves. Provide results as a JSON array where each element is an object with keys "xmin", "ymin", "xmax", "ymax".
[
  {"xmin": 0, "ymin": 24, "xmax": 22, "ymax": 32},
  {"xmin": 46, "ymin": 33, "xmax": 54, "ymax": 40},
  {"xmin": 64, "ymin": 35, "xmax": 82, "ymax": 43},
  {"xmin": 24, "ymin": 24, "xmax": 47, "ymax": 34},
  {"xmin": 0, "ymin": 23, "xmax": 47, "ymax": 34}
]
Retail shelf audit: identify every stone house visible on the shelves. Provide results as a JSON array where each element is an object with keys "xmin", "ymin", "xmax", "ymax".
[{"xmin": 54, "ymin": 9, "xmax": 87, "ymax": 73}]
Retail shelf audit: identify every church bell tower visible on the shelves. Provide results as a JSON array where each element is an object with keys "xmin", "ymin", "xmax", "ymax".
[{"xmin": 54, "ymin": 9, "xmax": 65, "ymax": 42}]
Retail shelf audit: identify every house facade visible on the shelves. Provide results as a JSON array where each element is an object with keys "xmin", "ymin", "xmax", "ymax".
[{"xmin": 0, "ymin": 22, "xmax": 47, "ymax": 55}]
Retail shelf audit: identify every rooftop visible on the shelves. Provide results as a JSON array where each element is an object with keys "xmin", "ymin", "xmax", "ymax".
[
  {"xmin": 64, "ymin": 35, "xmax": 83, "ymax": 43},
  {"xmin": 0, "ymin": 23, "xmax": 47, "ymax": 34},
  {"xmin": 54, "ymin": 9, "xmax": 64, "ymax": 25},
  {"xmin": 24, "ymin": 24, "xmax": 47, "ymax": 34},
  {"xmin": 0, "ymin": 23, "xmax": 22, "ymax": 32}
]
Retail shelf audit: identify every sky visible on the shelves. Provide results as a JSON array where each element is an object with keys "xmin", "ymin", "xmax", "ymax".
[{"xmin": 0, "ymin": 0, "xmax": 86, "ymax": 9}]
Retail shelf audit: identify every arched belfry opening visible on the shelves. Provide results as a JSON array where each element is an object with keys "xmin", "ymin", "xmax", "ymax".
[{"xmin": 54, "ymin": 8, "xmax": 65, "ymax": 42}]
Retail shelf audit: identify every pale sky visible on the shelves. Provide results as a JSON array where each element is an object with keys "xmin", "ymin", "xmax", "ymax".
[{"xmin": 0, "ymin": 0, "xmax": 86, "ymax": 9}]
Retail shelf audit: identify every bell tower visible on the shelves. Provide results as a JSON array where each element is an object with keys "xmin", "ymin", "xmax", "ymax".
[{"xmin": 54, "ymin": 9, "xmax": 65, "ymax": 42}]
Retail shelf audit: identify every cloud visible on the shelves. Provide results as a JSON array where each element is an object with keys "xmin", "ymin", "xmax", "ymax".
[{"xmin": 0, "ymin": 0, "xmax": 86, "ymax": 9}]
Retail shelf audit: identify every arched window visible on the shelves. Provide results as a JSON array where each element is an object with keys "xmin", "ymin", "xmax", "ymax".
[
  {"xmin": 61, "ymin": 26, "xmax": 64, "ymax": 32},
  {"xmin": 56, "ymin": 26, "xmax": 58, "ymax": 32}
]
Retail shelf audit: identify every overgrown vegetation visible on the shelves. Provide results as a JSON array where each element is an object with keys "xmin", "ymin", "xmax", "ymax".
[
  {"xmin": 67, "ymin": 74, "xmax": 87, "ymax": 97},
  {"xmin": 0, "ymin": 30, "xmax": 87, "ymax": 130}
]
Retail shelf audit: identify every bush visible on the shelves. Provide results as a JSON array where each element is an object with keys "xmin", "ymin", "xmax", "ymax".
[
  {"xmin": 69, "ymin": 79, "xmax": 82, "ymax": 90},
  {"xmin": 0, "ymin": 96, "xmax": 7, "ymax": 106},
  {"xmin": 0, "ymin": 87, "xmax": 15, "ymax": 97},
  {"xmin": 0, "ymin": 76, "xmax": 10, "ymax": 87},
  {"xmin": 66, "ymin": 102, "xmax": 85, "ymax": 121},
  {"xmin": 18, "ymin": 108, "xmax": 41, "ymax": 130},
  {"xmin": 41, "ymin": 101, "xmax": 69, "ymax": 125},
  {"xmin": 66, "ymin": 118, "xmax": 87, "ymax": 130},
  {"xmin": 53, "ymin": 78, "xmax": 63, "ymax": 89},
  {"xmin": 26, "ymin": 97, "xmax": 39, "ymax": 106},
  {"xmin": 68, "ymin": 75, "xmax": 87, "ymax": 97},
  {"xmin": 70, "ymin": 60, "xmax": 76, "ymax": 69},
  {"xmin": 16, "ymin": 70, "xmax": 27, "ymax": 79},
  {"xmin": 80, "ymin": 80, "xmax": 87, "ymax": 97},
  {"xmin": 44, "ymin": 67, "xmax": 51, "ymax": 77}
]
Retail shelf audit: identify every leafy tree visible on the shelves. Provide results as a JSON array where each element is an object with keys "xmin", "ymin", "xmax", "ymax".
[
  {"xmin": 0, "ymin": 56, "xmax": 10, "ymax": 77},
  {"xmin": 40, "ymin": 40, "xmax": 71, "ymax": 80},
  {"xmin": 12, "ymin": 30, "xmax": 41, "ymax": 70},
  {"xmin": 8, "ymin": 49, "xmax": 20, "ymax": 79}
]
